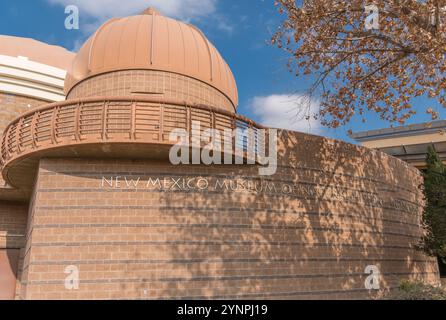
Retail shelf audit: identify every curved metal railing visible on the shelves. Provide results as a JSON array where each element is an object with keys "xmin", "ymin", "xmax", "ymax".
[{"xmin": 1, "ymin": 96, "xmax": 265, "ymax": 168}]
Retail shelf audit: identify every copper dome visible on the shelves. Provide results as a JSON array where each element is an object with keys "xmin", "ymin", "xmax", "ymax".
[{"xmin": 64, "ymin": 8, "xmax": 238, "ymax": 108}]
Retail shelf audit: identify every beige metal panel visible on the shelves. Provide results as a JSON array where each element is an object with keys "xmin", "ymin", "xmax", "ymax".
[
  {"xmin": 180, "ymin": 22, "xmax": 198, "ymax": 75},
  {"xmin": 0, "ymin": 35, "xmax": 73, "ymax": 70},
  {"xmin": 118, "ymin": 17, "xmax": 141, "ymax": 67},
  {"xmin": 192, "ymin": 25, "xmax": 212, "ymax": 85},
  {"xmin": 210, "ymin": 43, "xmax": 221, "ymax": 87},
  {"xmin": 168, "ymin": 20, "xmax": 184, "ymax": 73},
  {"xmin": 152, "ymin": 13, "xmax": 169, "ymax": 68},
  {"xmin": 134, "ymin": 15, "xmax": 152, "ymax": 65},
  {"xmin": 221, "ymin": 54, "xmax": 231, "ymax": 99},
  {"xmin": 69, "ymin": 36, "xmax": 92, "ymax": 83},
  {"xmin": 89, "ymin": 19, "xmax": 117, "ymax": 71},
  {"xmin": 362, "ymin": 132, "xmax": 446, "ymax": 148},
  {"xmin": 104, "ymin": 18, "xmax": 126, "ymax": 67}
]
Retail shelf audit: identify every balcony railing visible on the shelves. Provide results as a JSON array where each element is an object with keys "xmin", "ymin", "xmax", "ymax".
[{"xmin": 1, "ymin": 96, "xmax": 265, "ymax": 169}]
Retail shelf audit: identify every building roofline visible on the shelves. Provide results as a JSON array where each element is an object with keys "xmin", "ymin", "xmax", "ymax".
[{"xmin": 351, "ymin": 120, "xmax": 446, "ymax": 141}]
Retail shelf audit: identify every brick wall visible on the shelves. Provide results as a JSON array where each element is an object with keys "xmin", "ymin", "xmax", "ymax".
[
  {"xmin": 67, "ymin": 70, "xmax": 235, "ymax": 112},
  {"xmin": 0, "ymin": 201, "xmax": 28, "ymax": 250},
  {"xmin": 0, "ymin": 93, "xmax": 47, "ymax": 134},
  {"xmin": 19, "ymin": 131, "xmax": 440, "ymax": 299},
  {"xmin": 0, "ymin": 201, "xmax": 29, "ymax": 299}
]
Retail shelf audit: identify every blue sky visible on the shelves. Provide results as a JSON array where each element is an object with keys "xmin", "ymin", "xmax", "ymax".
[{"xmin": 1, "ymin": 0, "xmax": 443, "ymax": 143}]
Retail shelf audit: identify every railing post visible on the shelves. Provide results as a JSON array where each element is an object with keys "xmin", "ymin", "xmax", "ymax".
[
  {"xmin": 131, "ymin": 101, "xmax": 136, "ymax": 140},
  {"xmin": 3, "ymin": 124, "xmax": 13, "ymax": 161},
  {"xmin": 102, "ymin": 101, "xmax": 107, "ymax": 140},
  {"xmin": 187, "ymin": 104, "xmax": 191, "ymax": 146},
  {"xmin": 159, "ymin": 103, "xmax": 164, "ymax": 142},
  {"xmin": 211, "ymin": 109, "xmax": 215, "ymax": 129},
  {"xmin": 1, "ymin": 131, "xmax": 5, "ymax": 164},
  {"xmin": 30, "ymin": 111, "xmax": 38, "ymax": 148},
  {"xmin": 231, "ymin": 114, "xmax": 236, "ymax": 157},
  {"xmin": 15, "ymin": 118, "xmax": 23, "ymax": 154},
  {"xmin": 50, "ymin": 106, "xmax": 58, "ymax": 144},
  {"xmin": 74, "ymin": 102, "xmax": 81, "ymax": 141}
]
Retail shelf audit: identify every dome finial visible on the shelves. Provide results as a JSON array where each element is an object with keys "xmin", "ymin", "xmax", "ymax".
[{"xmin": 141, "ymin": 7, "xmax": 160, "ymax": 16}]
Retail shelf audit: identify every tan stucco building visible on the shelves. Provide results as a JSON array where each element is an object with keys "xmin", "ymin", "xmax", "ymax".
[
  {"xmin": 351, "ymin": 121, "xmax": 446, "ymax": 169},
  {"xmin": 0, "ymin": 8, "xmax": 440, "ymax": 299}
]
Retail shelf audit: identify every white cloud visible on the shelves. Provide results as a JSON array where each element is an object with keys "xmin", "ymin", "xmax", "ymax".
[
  {"xmin": 47, "ymin": 0, "xmax": 217, "ymax": 22},
  {"xmin": 215, "ymin": 15, "xmax": 234, "ymax": 33},
  {"xmin": 71, "ymin": 38, "xmax": 84, "ymax": 52},
  {"xmin": 250, "ymin": 94, "xmax": 322, "ymax": 134}
]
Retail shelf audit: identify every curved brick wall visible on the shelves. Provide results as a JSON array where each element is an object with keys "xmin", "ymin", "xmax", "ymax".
[
  {"xmin": 0, "ymin": 201, "xmax": 28, "ymax": 299},
  {"xmin": 67, "ymin": 70, "xmax": 235, "ymax": 112},
  {"xmin": 18, "ymin": 130, "xmax": 439, "ymax": 299},
  {"xmin": 0, "ymin": 93, "xmax": 46, "ymax": 134}
]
